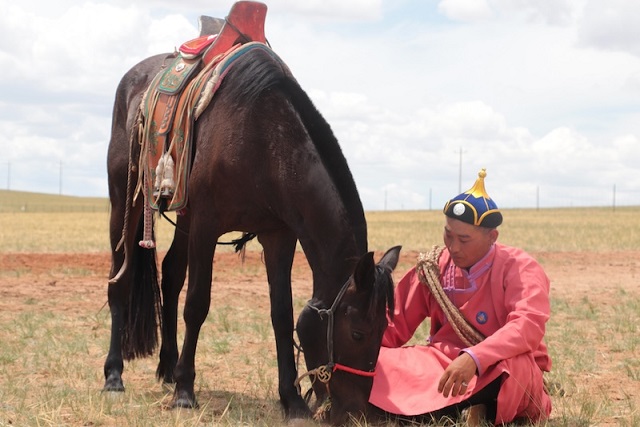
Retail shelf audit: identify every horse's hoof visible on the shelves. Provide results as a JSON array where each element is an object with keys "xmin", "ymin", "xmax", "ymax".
[
  {"xmin": 172, "ymin": 390, "xmax": 198, "ymax": 409},
  {"xmin": 102, "ymin": 376, "xmax": 125, "ymax": 392}
]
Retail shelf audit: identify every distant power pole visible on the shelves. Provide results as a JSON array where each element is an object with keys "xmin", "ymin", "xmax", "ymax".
[
  {"xmin": 458, "ymin": 146, "xmax": 463, "ymax": 193},
  {"xmin": 59, "ymin": 161, "xmax": 63, "ymax": 195}
]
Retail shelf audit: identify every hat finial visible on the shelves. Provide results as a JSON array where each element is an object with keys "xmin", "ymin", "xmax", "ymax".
[{"xmin": 465, "ymin": 168, "xmax": 491, "ymax": 200}]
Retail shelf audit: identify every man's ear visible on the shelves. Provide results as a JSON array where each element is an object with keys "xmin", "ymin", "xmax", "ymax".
[{"xmin": 490, "ymin": 228, "xmax": 499, "ymax": 244}]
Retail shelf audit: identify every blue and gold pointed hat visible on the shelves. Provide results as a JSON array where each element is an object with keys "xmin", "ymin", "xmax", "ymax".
[{"xmin": 443, "ymin": 168, "xmax": 503, "ymax": 228}]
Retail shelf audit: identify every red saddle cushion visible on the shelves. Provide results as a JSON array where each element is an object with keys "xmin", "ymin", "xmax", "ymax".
[{"xmin": 179, "ymin": 34, "xmax": 217, "ymax": 57}]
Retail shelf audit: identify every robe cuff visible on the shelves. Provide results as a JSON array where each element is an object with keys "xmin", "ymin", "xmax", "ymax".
[{"xmin": 462, "ymin": 349, "xmax": 482, "ymax": 375}]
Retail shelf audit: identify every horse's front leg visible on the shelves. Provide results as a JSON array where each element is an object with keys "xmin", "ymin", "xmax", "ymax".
[
  {"xmin": 156, "ymin": 215, "xmax": 190, "ymax": 385},
  {"xmin": 259, "ymin": 229, "xmax": 313, "ymax": 420},
  {"xmin": 172, "ymin": 225, "xmax": 216, "ymax": 408}
]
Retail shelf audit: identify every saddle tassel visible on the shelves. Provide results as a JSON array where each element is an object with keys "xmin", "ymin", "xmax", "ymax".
[
  {"xmin": 139, "ymin": 192, "xmax": 156, "ymax": 249},
  {"xmin": 154, "ymin": 152, "xmax": 176, "ymax": 198}
]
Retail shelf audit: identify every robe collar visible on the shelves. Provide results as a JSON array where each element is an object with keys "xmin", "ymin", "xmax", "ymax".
[{"xmin": 443, "ymin": 244, "xmax": 496, "ymax": 294}]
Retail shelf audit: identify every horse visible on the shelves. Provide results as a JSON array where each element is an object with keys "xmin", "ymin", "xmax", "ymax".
[
  {"xmin": 297, "ymin": 245, "xmax": 400, "ymax": 424},
  {"xmin": 103, "ymin": 16, "xmax": 399, "ymax": 424}
]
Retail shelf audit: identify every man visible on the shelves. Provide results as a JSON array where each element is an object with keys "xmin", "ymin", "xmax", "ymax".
[{"xmin": 369, "ymin": 169, "xmax": 552, "ymax": 425}]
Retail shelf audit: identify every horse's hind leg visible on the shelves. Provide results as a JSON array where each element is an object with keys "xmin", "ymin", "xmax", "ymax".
[
  {"xmin": 259, "ymin": 229, "xmax": 312, "ymax": 419},
  {"xmin": 104, "ymin": 279, "xmax": 127, "ymax": 391},
  {"xmin": 103, "ymin": 196, "xmax": 143, "ymax": 392},
  {"xmin": 172, "ymin": 218, "xmax": 217, "ymax": 408},
  {"xmin": 156, "ymin": 214, "xmax": 190, "ymax": 385}
]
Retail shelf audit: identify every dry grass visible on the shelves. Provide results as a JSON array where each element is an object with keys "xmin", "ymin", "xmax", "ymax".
[
  {"xmin": 0, "ymin": 189, "xmax": 109, "ymax": 213},
  {"xmin": 365, "ymin": 207, "xmax": 639, "ymax": 253},
  {"xmin": 2, "ymin": 204, "xmax": 638, "ymax": 254},
  {"xmin": 0, "ymin": 192, "xmax": 638, "ymax": 426}
]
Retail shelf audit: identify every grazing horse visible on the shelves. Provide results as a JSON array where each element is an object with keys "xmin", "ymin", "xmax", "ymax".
[
  {"xmin": 297, "ymin": 246, "xmax": 400, "ymax": 425},
  {"xmin": 103, "ymin": 13, "xmax": 398, "ymax": 424}
]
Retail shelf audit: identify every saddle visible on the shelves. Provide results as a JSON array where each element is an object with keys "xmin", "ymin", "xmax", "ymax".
[{"xmin": 135, "ymin": 1, "xmax": 268, "ymax": 222}]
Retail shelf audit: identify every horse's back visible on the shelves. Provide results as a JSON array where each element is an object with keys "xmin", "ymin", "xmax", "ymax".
[
  {"xmin": 111, "ymin": 54, "xmax": 171, "ymax": 135},
  {"xmin": 187, "ymin": 47, "xmax": 358, "ymax": 240}
]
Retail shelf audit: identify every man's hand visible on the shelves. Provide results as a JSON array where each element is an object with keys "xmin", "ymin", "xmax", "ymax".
[{"xmin": 438, "ymin": 352, "xmax": 478, "ymax": 397}]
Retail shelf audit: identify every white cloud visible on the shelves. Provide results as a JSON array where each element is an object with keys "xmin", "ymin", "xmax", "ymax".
[
  {"xmin": 437, "ymin": 0, "xmax": 578, "ymax": 25},
  {"xmin": 489, "ymin": 0, "xmax": 578, "ymax": 26},
  {"xmin": 438, "ymin": 0, "xmax": 492, "ymax": 22},
  {"xmin": 578, "ymin": 0, "xmax": 640, "ymax": 57},
  {"xmin": 268, "ymin": 0, "xmax": 383, "ymax": 21}
]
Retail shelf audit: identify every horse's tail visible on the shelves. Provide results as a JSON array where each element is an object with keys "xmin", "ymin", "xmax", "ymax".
[{"xmin": 121, "ymin": 224, "xmax": 162, "ymax": 361}]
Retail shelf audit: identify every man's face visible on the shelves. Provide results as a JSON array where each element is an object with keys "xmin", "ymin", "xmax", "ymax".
[{"xmin": 443, "ymin": 217, "xmax": 498, "ymax": 269}]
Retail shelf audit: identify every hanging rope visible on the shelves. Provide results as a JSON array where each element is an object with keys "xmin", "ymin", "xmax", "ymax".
[{"xmin": 416, "ymin": 245, "xmax": 485, "ymax": 347}]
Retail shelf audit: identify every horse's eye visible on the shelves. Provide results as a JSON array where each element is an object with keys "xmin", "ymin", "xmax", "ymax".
[{"xmin": 351, "ymin": 331, "xmax": 364, "ymax": 341}]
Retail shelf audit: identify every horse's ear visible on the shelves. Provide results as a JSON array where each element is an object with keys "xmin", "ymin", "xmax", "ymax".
[
  {"xmin": 353, "ymin": 251, "xmax": 376, "ymax": 292},
  {"xmin": 379, "ymin": 245, "xmax": 402, "ymax": 272}
]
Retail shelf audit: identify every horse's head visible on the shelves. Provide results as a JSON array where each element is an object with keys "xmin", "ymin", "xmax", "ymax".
[{"xmin": 296, "ymin": 246, "xmax": 401, "ymax": 425}]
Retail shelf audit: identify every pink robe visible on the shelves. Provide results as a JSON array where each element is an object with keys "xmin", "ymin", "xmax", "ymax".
[{"xmin": 369, "ymin": 244, "xmax": 552, "ymax": 424}]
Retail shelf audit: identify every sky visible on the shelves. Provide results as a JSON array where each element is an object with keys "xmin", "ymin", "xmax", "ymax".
[{"xmin": 1, "ymin": 0, "xmax": 639, "ymax": 210}]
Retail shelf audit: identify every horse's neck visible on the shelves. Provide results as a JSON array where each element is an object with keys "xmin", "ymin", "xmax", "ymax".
[{"xmin": 302, "ymin": 236, "xmax": 361, "ymax": 305}]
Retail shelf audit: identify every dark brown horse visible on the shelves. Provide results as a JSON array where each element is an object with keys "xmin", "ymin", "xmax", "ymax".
[{"xmin": 103, "ymin": 17, "xmax": 398, "ymax": 424}]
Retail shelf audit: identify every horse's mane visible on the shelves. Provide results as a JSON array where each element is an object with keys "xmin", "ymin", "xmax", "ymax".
[
  {"xmin": 221, "ymin": 47, "xmax": 368, "ymax": 255},
  {"xmin": 282, "ymin": 77, "xmax": 368, "ymax": 254}
]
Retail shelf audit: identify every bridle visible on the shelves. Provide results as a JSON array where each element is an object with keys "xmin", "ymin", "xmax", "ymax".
[{"xmin": 294, "ymin": 277, "xmax": 377, "ymax": 396}]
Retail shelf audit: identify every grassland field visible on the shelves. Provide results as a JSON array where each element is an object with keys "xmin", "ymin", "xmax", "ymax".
[{"xmin": 0, "ymin": 190, "xmax": 638, "ymax": 426}]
